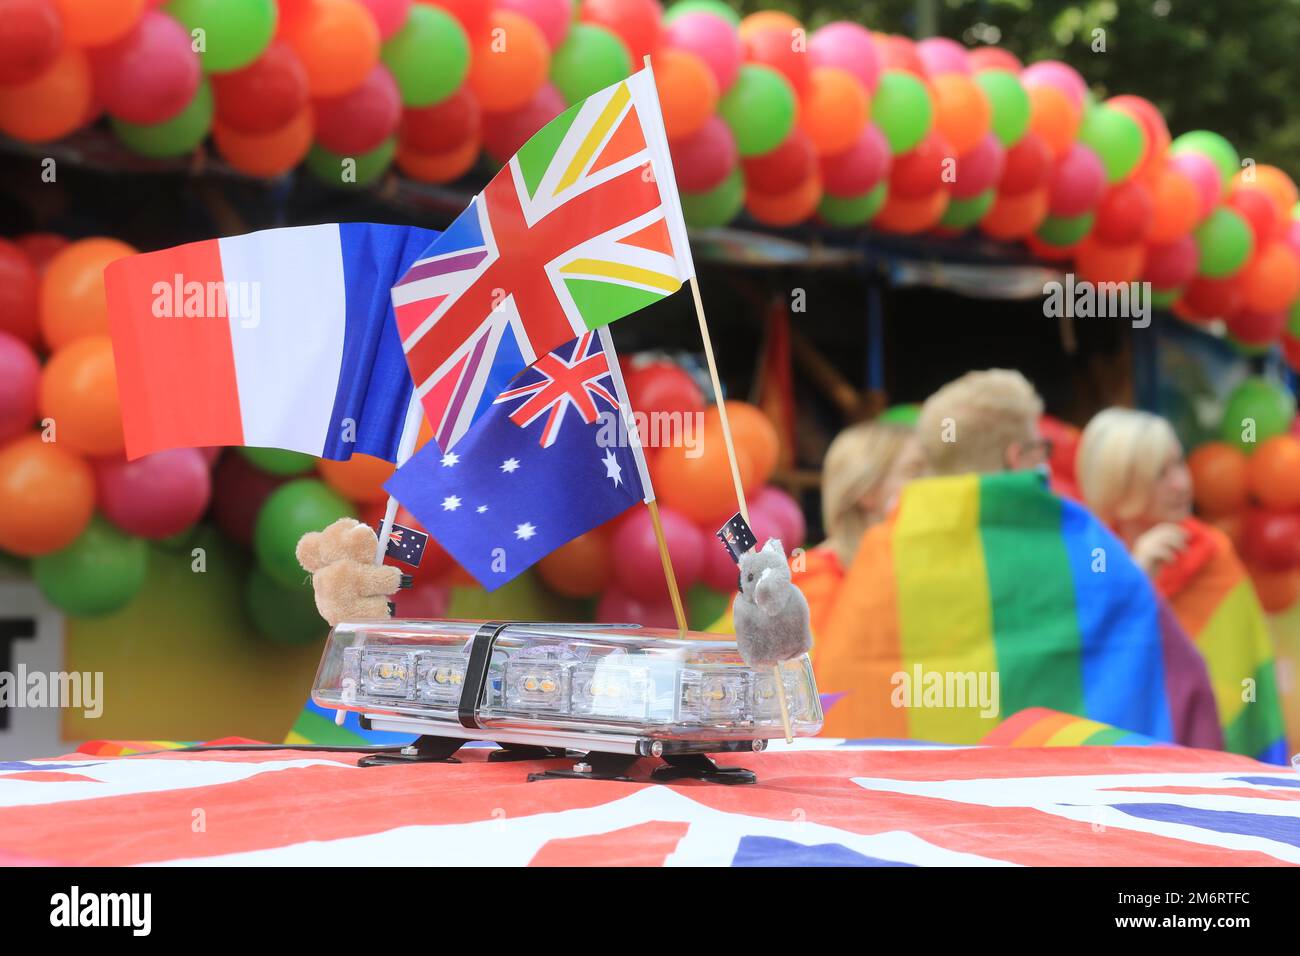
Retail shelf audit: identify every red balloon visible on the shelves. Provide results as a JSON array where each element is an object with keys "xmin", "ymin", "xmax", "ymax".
[
  {"xmin": 611, "ymin": 506, "xmax": 704, "ymax": 602},
  {"xmin": 596, "ymin": 587, "xmax": 686, "ymax": 631},
  {"xmin": 997, "ymin": 131, "xmax": 1051, "ymax": 197},
  {"xmin": 874, "ymin": 33, "xmax": 924, "ymax": 76},
  {"xmin": 1094, "ymin": 179, "xmax": 1153, "ymax": 245},
  {"xmin": 481, "ymin": 82, "xmax": 564, "ymax": 164},
  {"xmin": 400, "ymin": 85, "xmax": 480, "ymax": 154},
  {"xmin": 580, "ymin": 0, "xmax": 660, "ymax": 62},
  {"xmin": 95, "ymin": 448, "xmax": 212, "ymax": 540},
  {"xmin": 624, "ymin": 361, "xmax": 705, "ymax": 417},
  {"xmin": 1228, "ymin": 188, "xmax": 1278, "ymax": 245},
  {"xmin": 741, "ymin": 126, "xmax": 816, "ymax": 196},
  {"xmin": 890, "ymin": 131, "xmax": 952, "ymax": 200},
  {"xmin": 15, "ymin": 232, "xmax": 68, "ymax": 273},
  {"xmin": 699, "ymin": 536, "xmax": 740, "ymax": 593},
  {"xmin": 1144, "ymin": 236, "xmax": 1199, "ymax": 289},
  {"xmin": 0, "ymin": 331, "xmax": 39, "ymax": 443},
  {"xmin": 967, "ymin": 46, "xmax": 1021, "ymax": 73},
  {"xmin": 1180, "ymin": 275, "xmax": 1243, "ymax": 321},
  {"xmin": 313, "ymin": 63, "xmax": 401, "ymax": 154},
  {"xmin": 213, "ymin": 41, "xmax": 310, "ymax": 136},
  {"xmin": 88, "ymin": 10, "xmax": 201, "ymax": 125},
  {"xmin": 0, "ymin": 237, "xmax": 40, "ymax": 348},
  {"xmin": 670, "ymin": 115, "xmax": 738, "ymax": 192},
  {"xmin": 1047, "ymin": 143, "xmax": 1106, "ymax": 216},
  {"xmin": 0, "ymin": 0, "xmax": 63, "ymax": 86},
  {"xmin": 1226, "ymin": 308, "xmax": 1287, "ymax": 346},
  {"xmin": 359, "ymin": 0, "xmax": 412, "ymax": 39},
  {"xmin": 1242, "ymin": 509, "xmax": 1300, "ymax": 570},
  {"xmin": 210, "ymin": 450, "xmax": 291, "ymax": 547},
  {"xmin": 744, "ymin": 25, "xmax": 810, "ymax": 95},
  {"xmin": 426, "ymin": 0, "xmax": 494, "ymax": 38},
  {"xmin": 392, "ymin": 576, "xmax": 450, "ymax": 617},
  {"xmin": 951, "ymin": 132, "xmax": 1004, "ymax": 199},
  {"xmin": 820, "ymin": 123, "xmax": 890, "ymax": 197}
]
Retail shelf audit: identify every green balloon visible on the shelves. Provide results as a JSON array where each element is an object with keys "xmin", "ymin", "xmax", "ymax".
[
  {"xmin": 254, "ymin": 479, "xmax": 355, "ymax": 588},
  {"xmin": 1220, "ymin": 377, "xmax": 1297, "ymax": 452},
  {"xmin": 111, "ymin": 79, "xmax": 213, "ymax": 158},
  {"xmin": 687, "ymin": 583, "xmax": 731, "ymax": 631},
  {"xmin": 306, "ymin": 138, "xmax": 396, "ymax": 187},
  {"xmin": 1171, "ymin": 130, "xmax": 1239, "ymax": 194},
  {"xmin": 818, "ymin": 183, "xmax": 887, "ymax": 227},
  {"xmin": 245, "ymin": 566, "xmax": 327, "ymax": 645},
  {"xmin": 1194, "ymin": 207, "xmax": 1254, "ymax": 278},
  {"xmin": 663, "ymin": 1, "xmax": 741, "ymax": 26},
  {"xmin": 718, "ymin": 64, "xmax": 796, "ymax": 157},
  {"xmin": 551, "ymin": 23, "xmax": 633, "ymax": 105},
  {"xmin": 879, "ymin": 403, "xmax": 921, "ymax": 426},
  {"xmin": 382, "ymin": 4, "xmax": 469, "ymax": 107},
  {"xmin": 1077, "ymin": 105, "xmax": 1144, "ymax": 183},
  {"xmin": 941, "ymin": 190, "xmax": 996, "ymax": 231},
  {"xmin": 1227, "ymin": 335, "xmax": 1273, "ymax": 357},
  {"xmin": 872, "ymin": 70, "xmax": 933, "ymax": 154},
  {"xmin": 1150, "ymin": 286, "xmax": 1182, "ymax": 308},
  {"xmin": 32, "ymin": 518, "xmax": 149, "ymax": 617},
  {"xmin": 974, "ymin": 70, "xmax": 1029, "ymax": 147},
  {"xmin": 166, "ymin": 0, "xmax": 276, "ymax": 74},
  {"xmin": 1287, "ymin": 297, "xmax": 1300, "ymax": 337},
  {"xmin": 240, "ymin": 446, "xmax": 316, "ymax": 476},
  {"xmin": 680, "ymin": 169, "xmax": 744, "ymax": 228},
  {"xmin": 1037, "ymin": 210, "xmax": 1095, "ymax": 246}
]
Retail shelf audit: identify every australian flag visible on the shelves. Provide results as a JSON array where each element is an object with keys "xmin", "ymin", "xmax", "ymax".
[{"xmin": 384, "ymin": 332, "xmax": 645, "ymax": 589}]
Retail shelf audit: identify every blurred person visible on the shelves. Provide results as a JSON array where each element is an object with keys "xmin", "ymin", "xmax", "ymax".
[
  {"xmin": 1077, "ymin": 408, "xmax": 1287, "ymax": 763},
  {"xmin": 814, "ymin": 370, "xmax": 1223, "ymax": 752}
]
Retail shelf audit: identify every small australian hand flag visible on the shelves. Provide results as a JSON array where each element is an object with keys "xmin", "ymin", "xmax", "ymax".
[
  {"xmin": 376, "ymin": 521, "xmax": 428, "ymax": 567},
  {"xmin": 716, "ymin": 512, "xmax": 757, "ymax": 564}
]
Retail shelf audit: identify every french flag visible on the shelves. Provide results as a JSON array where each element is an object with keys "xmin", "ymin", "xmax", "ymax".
[{"xmin": 105, "ymin": 223, "xmax": 438, "ymax": 462}]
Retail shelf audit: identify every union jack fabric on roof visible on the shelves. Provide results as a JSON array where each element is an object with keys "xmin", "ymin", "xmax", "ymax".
[
  {"xmin": 1, "ymin": 740, "xmax": 1296, "ymax": 866},
  {"xmin": 390, "ymin": 67, "xmax": 695, "ymax": 451}
]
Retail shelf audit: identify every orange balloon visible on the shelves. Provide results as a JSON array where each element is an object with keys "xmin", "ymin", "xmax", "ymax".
[
  {"xmin": 282, "ymin": 0, "xmax": 381, "ymax": 97},
  {"xmin": 1026, "ymin": 84, "xmax": 1079, "ymax": 159},
  {"xmin": 1247, "ymin": 435, "xmax": 1300, "ymax": 510},
  {"xmin": 54, "ymin": 0, "xmax": 145, "ymax": 47},
  {"xmin": 800, "ymin": 67, "xmax": 867, "ymax": 156},
  {"xmin": 39, "ymin": 335, "xmax": 124, "ymax": 457},
  {"xmin": 705, "ymin": 400, "xmax": 779, "ymax": 489},
  {"xmin": 0, "ymin": 47, "xmax": 93, "ymax": 144},
  {"xmin": 932, "ymin": 73, "xmax": 992, "ymax": 155},
  {"xmin": 1239, "ymin": 242, "xmax": 1300, "ymax": 313},
  {"xmin": 317, "ymin": 454, "xmax": 396, "ymax": 504},
  {"xmin": 536, "ymin": 526, "xmax": 614, "ymax": 597},
  {"xmin": 0, "ymin": 434, "xmax": 95, "ymax": 557},
  {"xmin": 1210, "ymin": 512, "xmax": 1244, "ymax": 552},
  {"xmin": 739, "ymin": 11, "xmax": 801, "ymax": 42},
  {"xmin": 746, "ymin": 174, "xmax": 822, "ymax": 228},
  {"xmin": 654, "ymin": 439, "xmax": 756, "ymax": 527},
  {"xmin": 214, "ymin": 108, "xmax": 314, "ymax": 177},
  {"xmin": 875, "ymin": 188, "xmax": 949, "ymax": 234},
  {"xmin": 1188, "ymin": 441, "xmax": 1250, "ymax": 517},
  {"xmin": 979, "ymin": 188, "xmax": 1048, "ymax": 241},
  {"xmin": 653, "ymin": 48, "xmax": 718, "ymax": 141},
  {"xmin": 396, "ymin": 139, "xmax": 480, "ymax": 183},
  {"xmin": 1248, "ymin": 563, "xmax": 1300, "ymax": 614},
  {"xmin": 1235, "ymin": 164, "xmax": 1298, "ymax": 224},
  {"xmin": 1073, "ymin": 237, "xmax": 1145, "ymax": 284},
  {"xmin": 467, "ymin": 10, "xmax": 550, "ymax": 112},
  {"xmin": 1148, "ymin": 167, "xmax": 1200, "ymax": 244},
  {"xmin": 40, "ymin": 237, "xmax": 138, "ymax": 351}
]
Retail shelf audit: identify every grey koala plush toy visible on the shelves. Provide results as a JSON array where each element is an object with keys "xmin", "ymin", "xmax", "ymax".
[{"xmin": 732, "ymin": 538, "xmax": 813, "ymax": 668}]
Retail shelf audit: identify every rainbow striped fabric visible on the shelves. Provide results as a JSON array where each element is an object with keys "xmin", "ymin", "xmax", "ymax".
[
  {"xmin": 815, "ymin": 471, "xmax": 1223, "ymax": 751},
  {"xmin": 1156, "ymin": 521, "xmax": 1288, "ymax": 764},
  {"xmin": 984, "ymin": 708, "xmax": 1166, "ymax": 748}
]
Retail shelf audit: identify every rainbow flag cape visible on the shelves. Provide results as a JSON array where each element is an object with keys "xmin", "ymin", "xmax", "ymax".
[
  {"xmin": 983, "ymin": 707, "xmax": 1166, "ymax": 748},
  {"xmin": 1156, "ymin": 520, "xmax": 1288, "ymax": 764},
  {"xmin": 815, "ymin": 471, "xmax": 1223, "ymax": 749}
]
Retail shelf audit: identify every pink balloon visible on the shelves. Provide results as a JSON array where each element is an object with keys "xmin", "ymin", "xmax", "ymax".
[
  {"xmin": 358, "ymin": 0, "xmax": 412, "ymax": 40},
  {"xmin": 611, "ymin": 506, "xmax": 704, "ymax": 601},
  {"xmin": 1020, "ymin": 59, "xmax": 1087, "ymax": 111},
  {"xmin": 808, "ymin": 21, "xmax": 880, "ymax": 94},
  {"xmin": 750, "ymin": 486, "xmax": 806, "ymax": 549},
  {"xmin": 699, "ymin": 535, "xmax": 741, "ymax": 592},
  {"xmin": 820, "ymin": 123, "xmax": 889, "ymax": 197},
  {"xmin": 482, "ymin": 83, "xmax": 565, "ymax": 164},
  {"xmin": 0, "ymin": 331, "xmax": 39, "ymax": 443},
  {"xmin": 89, "ymin": 10, "xmax": 201, "ymax": 125},
  {"xmin": 916, "ymin": 36, "xmax": 970, "ymax": 77},
  {"xmin": 95, "ymin": 448, "xmax": 212, "ymax": 540},
  {"xmin": 498, "ymin": 0, "xmax": 572, "ymax": 49},
  {"xmin": 1047, "ymin": 143, "xmax": 1106, "ymax": 216},
  {"xmin": 596, "ymin": 587, "xmax": 687, "ymax": 631},
  {"xmin": 1144, "ymin": 235, "xmax": 1199, "ymax": 289},
  {"xmin": 670, "ymin": 116, "xmax": 737, "ymax": 192},
  {"xmin": 951, "ymin": 132, "xmax": 1005, "ymax": 199},
  {"xmin": 1282, "ymin": 219, "xmax": 1300, "ymax": 261},
  {"xmin": 663, "ymin": 11, "xmax": 742, "ymax": 92},
  {"xmin": 968, "ymin": 46, "xmax": 1021, "ymax": 73},
  {"xmin": 1170, "ymin": 152, "xmax": 1223, "ymax": 220},
  {"xmin": 313, "ymin": 64, "xmax": 401, "ymax": 155}
]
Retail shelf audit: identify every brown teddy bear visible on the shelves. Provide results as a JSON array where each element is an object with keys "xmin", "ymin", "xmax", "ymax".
[{"xmin": 296, "ymin": 517, "xmax": 402, "ymax": 626}]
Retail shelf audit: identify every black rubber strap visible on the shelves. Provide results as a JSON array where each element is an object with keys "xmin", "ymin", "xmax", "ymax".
[{"xmin": 458, "ymin": 621, "xmax": 510, "ymax": 729}]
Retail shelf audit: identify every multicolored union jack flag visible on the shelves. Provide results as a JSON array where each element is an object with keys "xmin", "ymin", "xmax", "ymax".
[{"xmin": 390, "ymin": 67, "xmax": 695, "ymax": 451}]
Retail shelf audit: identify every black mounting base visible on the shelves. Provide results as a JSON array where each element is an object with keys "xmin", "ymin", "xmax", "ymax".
[
  {"xmin": 357, "ymin": 735, "xmax": 569, "ymax": 767},
  {"xmin": 527, "ymin": 751, "xmax": 757, "ymax": 785}
]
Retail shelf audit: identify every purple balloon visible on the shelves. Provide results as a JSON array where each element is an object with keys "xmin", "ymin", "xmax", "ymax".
[
  {"xmin": 1048, "ymin": 143, "xmax": 1106, "ymax": 216},
  {"xmin": 1169, "ymin": 152, "xmax": 1223, "ymax": 220},
  {"xmin": 358, "ymin": 0, "xmax": 412, "ymax": 40},
  {"xmin": 952, "ymin": 132, "xmax": 1005, "ymax": 199},
  {"xmin": 1020, "ymin": 60, "xmax": 1087, "ymax": 111},
  {"xmin": 916, "ymin": 36, "xmax": 971, "ymax": 78},
  {"xmin": 88, "ymin": 10, "xmax": 201, "ymax": 124},
  {"xmin": 670, "ymin": 116, "xmax": 737, "ymax": 192},
  {"xmin": 95, "ymin": 448, "xmax": 212, "ymax": 540},
  {"xmin": 820, "ymin": 123, "xmax": 889, "ymax": 197},
  {"xmin": 1144, "ymin": 235, "xmax": 1200, "ymax": 289},
  {"xmin": 611, "ymin": 506, "xmax": 704, "ymax": 601},
  {"xmin": 663, "ymin": 11, "xmax": 743, "ymax": 92},
  {"xmin": 808, "ymin": 21, "xmax": 881, "ymax": 94},
  {"xmin": 0, "ymin": 331, "xmax": 39, "ymax": 444}
]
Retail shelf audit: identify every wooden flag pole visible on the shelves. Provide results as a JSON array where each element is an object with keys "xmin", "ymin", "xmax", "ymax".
[
  {"xmin": 646, "ymin": 497, "xmax": 689, "ymax": 636},
  {"xmin": 689, "ymin": 283, "xmax": 750, "ymax": 525}
]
